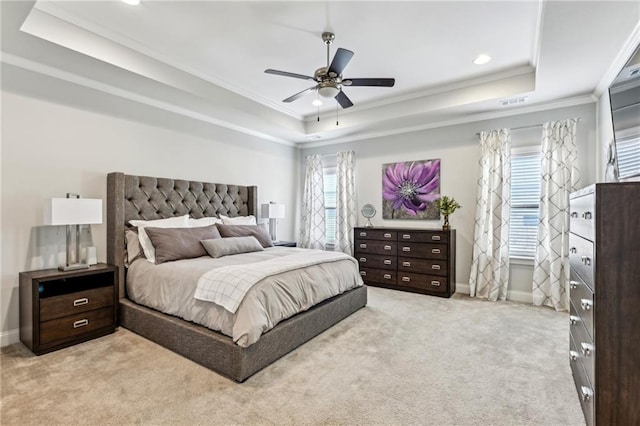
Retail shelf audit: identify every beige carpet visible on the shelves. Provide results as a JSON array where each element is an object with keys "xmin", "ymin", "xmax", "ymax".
[{"xmin": 1, "ymin": 287, "xmax": 584, "ymax": 425}]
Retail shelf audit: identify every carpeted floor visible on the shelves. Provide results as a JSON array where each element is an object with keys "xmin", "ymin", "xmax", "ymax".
[{"xmin": 1, "ymin": 287, "xmax": 584, "ymax": 425}]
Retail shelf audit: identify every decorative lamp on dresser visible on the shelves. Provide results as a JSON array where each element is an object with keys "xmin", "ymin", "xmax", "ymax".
[
  {"xmin": 354, "ymin": 227, "xmax": 456, "ymax": 297},
  {"xmin": 568, "ymin": 182, "xmax": 640, "ymax": 425}
]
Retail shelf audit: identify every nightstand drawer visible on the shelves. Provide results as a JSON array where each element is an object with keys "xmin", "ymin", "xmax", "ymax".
[
  {"xmin": 40, "ymin": 307, "xmax": 114, "ymax": 345},
  {"xmin": 40, "ymin": 286, "xmax": 114, "ymax": 322}
]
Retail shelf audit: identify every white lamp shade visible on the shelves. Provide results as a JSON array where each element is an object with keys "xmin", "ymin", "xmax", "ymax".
[
  {"xmin": 261, "ymin": 203, "xmax": 285, "ymax": 219},
  {"xmin": 45, "ymin": 198, "xmax": 103, "ymax": 225}
]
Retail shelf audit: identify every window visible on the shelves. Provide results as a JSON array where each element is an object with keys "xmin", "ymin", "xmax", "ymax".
[
  {"xmin": 616, "ymin": 134, "xmax": 640, "ymax": 179},
  {"xmin": 323, "ymin": 166, "xmax": 337, "ymax": 245},
  {"xmin": 509, "ymin": 148, "xmax": 541, "ymax": 259}
]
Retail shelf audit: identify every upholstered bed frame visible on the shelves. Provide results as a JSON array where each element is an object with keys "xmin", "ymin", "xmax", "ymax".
[{"xmin": 106, "ymin": 172, "xmax": 367, "ymax": 382}]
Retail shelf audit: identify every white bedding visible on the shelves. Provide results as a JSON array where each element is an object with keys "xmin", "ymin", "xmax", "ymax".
[{"xmin": 126, "ymin": 247, "xmax": 363, "ymax": 347}]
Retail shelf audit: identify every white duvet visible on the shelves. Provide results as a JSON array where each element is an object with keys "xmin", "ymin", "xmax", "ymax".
[{"xmin": 126, "ymin": 247, "xmax": 363, "ymax": 347}]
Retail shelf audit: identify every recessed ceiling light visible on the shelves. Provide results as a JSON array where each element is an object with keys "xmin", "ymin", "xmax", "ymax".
[
  {"xmin": 473, "ymin": 54, "xmax": 491, "ymax": 65},
  {"xmin": 312, "ymin": 99, "xmax": 323, "ymax": 106},
  {"xmin": 122, "ymin": 0, "xmax": 140, "ymax": 5}
]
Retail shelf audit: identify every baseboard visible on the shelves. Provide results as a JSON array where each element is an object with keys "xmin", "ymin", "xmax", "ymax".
[
  {"xmin": 1, "ymin": 329, "xmax": 20, "ymax": 347},
  {"xmin": 456, "ymin": 283, "xmax": 533, "ymax": 304}
]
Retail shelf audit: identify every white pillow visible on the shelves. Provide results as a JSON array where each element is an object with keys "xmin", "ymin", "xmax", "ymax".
[
  {"xmin": 129, "ymin": 215, "xmax": 189, "ymax": 263},
  {"xmin": 189, "ymin": 217, "xmax": 222, "ymax": 227},
  {"xmin": 220, "ymin": 215, "xmax": 257, "ymax": 225}
]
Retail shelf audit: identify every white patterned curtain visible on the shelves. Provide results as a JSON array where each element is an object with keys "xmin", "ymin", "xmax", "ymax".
[
  {"xmin": 299, "ymin": 154, "xmax": 326, "ymax": 250},
  {"xmin": 532, "ymin": 119, "xmax": 580, "ymax": 311},
  {"xmin": 469, "ymin": 129, "xmax": 512, "ymax": 301},
  {"xmin": 335, "ymin": 151, "xmax": 357, "ymax": 255}
]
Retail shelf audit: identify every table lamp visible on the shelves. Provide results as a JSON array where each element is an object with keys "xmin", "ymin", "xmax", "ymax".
[{"xmin": 261, "ymin": 202, "xmax": 285, "ymax": 242}]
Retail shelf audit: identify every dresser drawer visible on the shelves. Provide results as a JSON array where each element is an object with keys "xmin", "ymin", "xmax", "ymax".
[
  {"xmin": 358, "ymin": 268, "xmax": 396, "ymax": 285},
  {"xmin": 398, "ymin": 257, "xmax": 447, "ymax": 276},
  {"xmin": 355, "ymin": 229, "xmax": 397, "ymax": 241},
  {"xmin": 40, "ymin": 307, "xmax": 115, "ymax": 346},
  {"xmin": 570, "ymin": 301, "xmax": 595, "ymax": 383},
  {"xmin": 397, "ymin": 231, "xmax": 449, "ymax": 244},
  {"xmin": 398, "ymin": 243, "xmax": 447, "ymax": 260},
  {"xmin": 40, "ymin": 286, "xmax": 114, "ymax": 322},
  {"xmin": 396, "ymin": 272, "xmax": 447, "ymax": 293},
  {"xmin": 355, "ymin": 240, "xmax": 396, "ymax": 255},
  {"xmin": 570, "ymin": 191, "xmax": 595, "ymax": 242},
  {"xmin": 570, "ymin": 333, "xmax": 595, "ymax": 426},
  {"xmin": 569, "ymin": 273, "xmax": 594, "ymax": 338},
  {"xmin": 569, "ymin": 233, "xmax": 595, "ymax": 290},
  {"xmin": 356, "ymin": 253, "xmax": 396, "ymax": 271}
]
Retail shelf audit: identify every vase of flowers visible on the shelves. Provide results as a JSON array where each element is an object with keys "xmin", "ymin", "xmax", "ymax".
[{"xmin": 434, "ymin": 195, "xmax": 461, "ymax": 230}]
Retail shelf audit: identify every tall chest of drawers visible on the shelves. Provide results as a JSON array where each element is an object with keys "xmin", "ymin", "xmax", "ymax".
[
  {"xmin": 568, "ymin": 183, "xmax": 640, "ymax": 425},
  {"xmin": 354, "ymin": 227, "xmax": 456, "ymax": 297}
]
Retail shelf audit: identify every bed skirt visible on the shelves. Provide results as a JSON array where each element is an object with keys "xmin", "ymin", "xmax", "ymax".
[{"xmin": 119, "ymin": 285, "xmax": 367, "ymax": 382}]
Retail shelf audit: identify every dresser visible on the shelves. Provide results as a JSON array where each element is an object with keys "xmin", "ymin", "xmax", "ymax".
[
  {"xmin": 354, "ymin": 227, "xmax": 456, "ymax": 297},
  {"xmin": 568, "ymin": 183, "xmax": 640, "ymax": 425}
]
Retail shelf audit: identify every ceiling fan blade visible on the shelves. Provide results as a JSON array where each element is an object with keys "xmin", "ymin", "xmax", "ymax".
[
  {"xmin": 265, "ymin": 69, "xmax": 316, "ymax": 81},
  {"xmin": 328, "ymin": 48, "xmax": 354, "ymax": 76},
  {"xmin": 343, "ymin": 78, "xmax": 395, "ymax": 87},
  {"xmin": 283, "ymin": 86, "xmax": 317, "ymax": 103},
  {"xmin": 335, "ymin": 90, "xmax": 354, "ymax": 109}
]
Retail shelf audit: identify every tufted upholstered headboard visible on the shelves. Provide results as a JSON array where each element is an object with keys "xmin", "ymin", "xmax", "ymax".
[{"xmin": 106, "ymin": 172, "xmax": 257, "ymax": 299}]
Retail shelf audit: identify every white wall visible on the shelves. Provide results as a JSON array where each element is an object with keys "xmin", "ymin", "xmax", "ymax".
[
  {"xmin": 300, "ymin": 102, "xmax": 597, "ymax": 302},
  {"xmin": 1, "ymin": 77, "xmax": 299, "ymax": 344}
]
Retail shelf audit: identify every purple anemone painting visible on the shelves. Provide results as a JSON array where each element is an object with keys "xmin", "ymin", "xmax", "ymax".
[{"xmin": 382, "ymin": 159, "xmax": 441, "ymax": 220}]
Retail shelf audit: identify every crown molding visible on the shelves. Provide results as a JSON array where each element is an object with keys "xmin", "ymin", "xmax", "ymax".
[
  {"xmin": 531, "ymin": 0, "xmax": 545, "ymax": 70},
  {"xmin": 593, "ymin": 19, "xmax": 640, "ymax": 97}
]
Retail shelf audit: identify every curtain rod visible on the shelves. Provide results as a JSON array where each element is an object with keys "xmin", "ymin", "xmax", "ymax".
[{"xmin": 475, "ymin": 117, "xmax": 582, "ymax": 137}]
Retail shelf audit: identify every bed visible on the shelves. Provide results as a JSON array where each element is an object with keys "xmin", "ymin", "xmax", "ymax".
[{"xmin": 106, "ymin": 172, "xmax": 367, "ymax": 382}]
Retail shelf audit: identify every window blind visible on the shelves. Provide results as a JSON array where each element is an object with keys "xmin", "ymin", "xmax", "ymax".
[
  {"xmin": 616, "ymin": 135, "xmax": 640, "ymax": 179},
  {"xmin": 509, "ymin": 151, "xmax": 541, "ymax": 258},
  {"xmin": 323, "ymin": 169, "xmax": 337, "ymax": 244}
]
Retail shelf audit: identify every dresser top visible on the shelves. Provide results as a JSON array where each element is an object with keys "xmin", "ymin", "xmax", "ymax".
[{"xmin": 354, "ymin": 226, "xmax": 454, "ymax": 232}]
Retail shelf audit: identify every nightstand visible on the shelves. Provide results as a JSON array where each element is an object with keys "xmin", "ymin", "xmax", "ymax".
[
  {"xmin": 19, "ymin": 263, "xmax": 117, "ymax": 355},
  {"xmin": 273, "ymin": 241, "xmax": 297, "ymax": 247}
]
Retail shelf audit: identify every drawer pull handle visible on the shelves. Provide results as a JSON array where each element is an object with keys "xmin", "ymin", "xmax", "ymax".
[
  {"xmin": 431, "ymin": 281, "xmax": 441, "ymax": 287},
  {"xmin": 360, "ymin": 244, "xmax": 367, "ymax": 249},
  {"xmin": 581, "ymin": 342, "xmax": 594, "ymax": 357},
  {"xmin": 580, "ymin": 386, "xmax": 593, "ymax": 402},
  {"xmin": 581, "ymin": 256, "xmax": 591, "ymax": 266},
  {"xmin": 402, "ymin": 247, "xmax": 411, "ymax": 252},
  {"xmin": 570, "ymin": 212, "xmax": 578, "ymax": 218},
  {"xmin": 383, "ymin": 274, "xmax": 392, "ymax": 280},
  {"xmin": 580, "ymin": 299, "xmax": 593, "ymax": 311},
  {"xmin": 73, "ymin": 298, "xmax": 89, "ymax": 307},
  {"xmin": 569, "ymin": 280, "xmax": 579, "ymax": 290},
  {"xmin": 383, "ymin": 233, "xmax": 392, "ymax": 238},
  {"xmin": 432, "ymin": 235, "xmax": 441, "ymax": 241},
  {"xmin": 570, "ymin": 247, "xmax": 577, "ymax": 254},
  {"xmin": 402, "ymin": 276, "xmax": 410, "ymax": 282},
  {"xmin": 431, "ymin": 265, "xmax": 441, "ymax": 270},
  {"xmin": 582, "ymin": 212, "xmax": 592, "ymax": 220},
  {"xmin": 359, "ymin": 232, "xmax": 367, "ymax": 237},
  {"xmin": 402, "ymin": 234, "xmax": 411, "ymax": 239},
  {"xmin": 383, "ymin": 259, "xmax": 392, "ymax": 265},
  {"xmin": 402, "ymin": 261, "xmax": 411, "ymax": 267},
  {"xmin": 432, "ymin": 248, "xmax": 441, "ymax": 254},
  {"xmin": 384, "ymin": 245, "xmax": 392, "ymax": 251},
  {"xmin": 569, "ymin": 350, "xmax": 579, "ymax": 362},
  {"xmin": 360, "ymin": 271, "xmax": 367, "ymax": 276},
  {"xmin": 73, "ymin": 319, "xmax": 89, "ymax": 328},
  {"xmin": 569, "ymin": 315, "xmax": 580, "ymax": 325},
  {"xmin": 359, "ymin": 257, "xmax": 367, "ymax": 262}
]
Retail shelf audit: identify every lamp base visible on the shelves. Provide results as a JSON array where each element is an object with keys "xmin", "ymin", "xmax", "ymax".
[{"xmin": 59, "ymin": 263, "xmax": 90, "ymax": 272}]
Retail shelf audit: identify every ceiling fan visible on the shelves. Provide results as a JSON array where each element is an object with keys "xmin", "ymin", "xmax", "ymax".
[{"xmin": 265, "ymin": 32, "xmax": 395, "ymax": 109}]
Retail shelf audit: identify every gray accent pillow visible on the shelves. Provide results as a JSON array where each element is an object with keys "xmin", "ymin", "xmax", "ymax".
[
  {"xmin": 201, "ymin": 236, "xmax": 264, "ymax": 258},
  {"xmin": 125, "ymin": 229, "xmax": 144, "ymax": 267},
  {"xmin": 145, "ymin": 224, "xmax": 221, "ymax": 264},
  {"xmin": 216, "ymin": 223, "xmax": 274, "ymax": 248}
]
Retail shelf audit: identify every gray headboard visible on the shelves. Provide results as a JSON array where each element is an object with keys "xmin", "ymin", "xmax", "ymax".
[{"xmin": 106, "ymin": 172, "xmax": 257, "ymax": 299}]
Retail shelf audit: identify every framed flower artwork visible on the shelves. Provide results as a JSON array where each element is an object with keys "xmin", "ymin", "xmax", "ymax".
[{"xmin": 382, "ymin": 159, "xmax": 440, "ymax": 220}]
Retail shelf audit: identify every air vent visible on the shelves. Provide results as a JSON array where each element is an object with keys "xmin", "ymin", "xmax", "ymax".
[{"xmin": 499, "ymin": 96, "xmax": 529, "ymax": 107}]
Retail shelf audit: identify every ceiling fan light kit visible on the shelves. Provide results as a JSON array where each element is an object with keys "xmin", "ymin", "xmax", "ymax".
[{"xmin": 265, "ymin": 32, "xmax": 395, "ymax": 110}]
